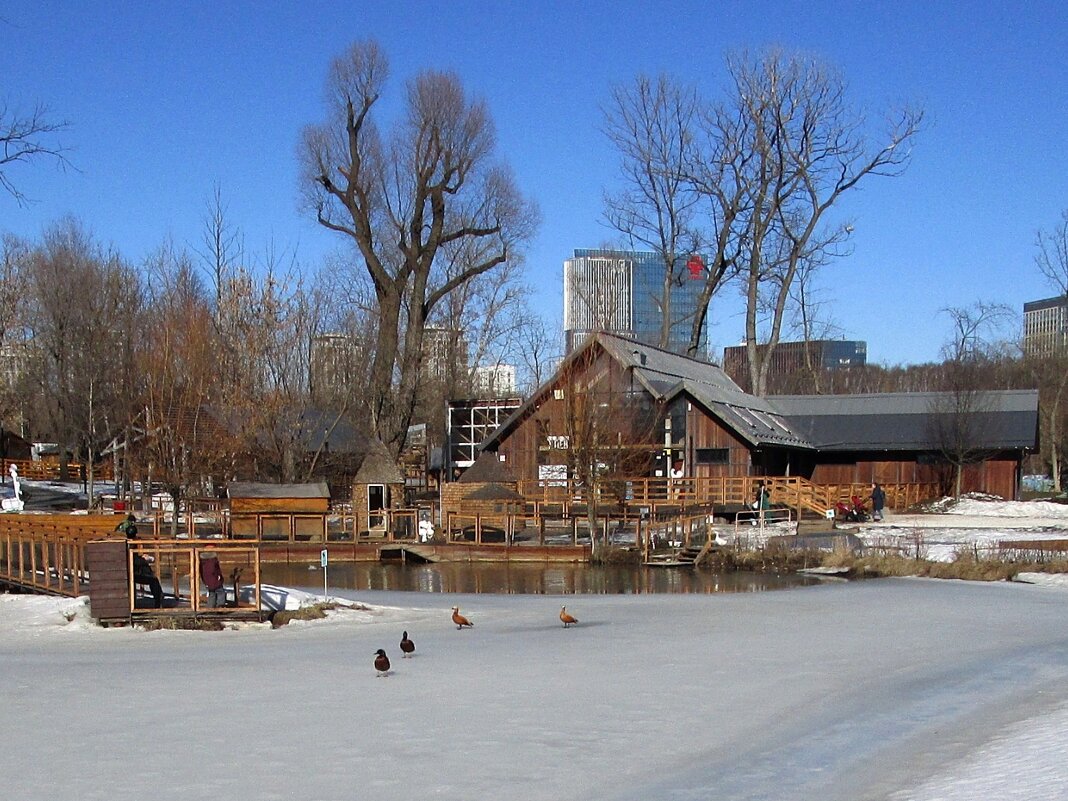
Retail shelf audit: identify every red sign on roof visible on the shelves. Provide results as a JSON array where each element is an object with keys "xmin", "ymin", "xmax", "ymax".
[{"xmin": 686, "ymin": 254, "xmax": 704, "ymax": 279}]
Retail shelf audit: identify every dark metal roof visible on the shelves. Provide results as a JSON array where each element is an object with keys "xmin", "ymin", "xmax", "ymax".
[
  {"xmin": 601, "ymin": 334, "xmax": 813, "ymax": 449},
  {"xmin": 482, "ymin": 333, "xmax": 755, "ymax": 449},
  {"xmin": 479, "ymin": 332, "xmax": 1039, "ymax": 457},
  {"xmin": 772, "ymin": 390, "xmax": 1039, "ymax": 451},
  {"xmin": 665, "ymin": 380, "xmax": 814, "ymax": 450}
]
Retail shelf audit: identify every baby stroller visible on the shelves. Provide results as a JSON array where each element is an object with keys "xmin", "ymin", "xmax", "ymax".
[{"xmin": 835, "ymin": 497, "xmax": 869, "ymax": 523}]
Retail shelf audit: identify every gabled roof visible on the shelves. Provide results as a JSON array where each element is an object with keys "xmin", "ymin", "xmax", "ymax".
[
  {"xmin": 773, "ymin": 390, "xmax": 1039, "ymax": 451},
  {"xmin": 482, "ymin": 332, "xmax": 811, "ymax": 451},
  {"xmin": 227, "ymin": 482, "xmax": 331, "ymax": 499}
]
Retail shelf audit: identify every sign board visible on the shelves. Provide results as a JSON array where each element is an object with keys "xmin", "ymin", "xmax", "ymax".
[{"xmin": 320, "ymin": 548, "xmax": 329, "ymax": 568}]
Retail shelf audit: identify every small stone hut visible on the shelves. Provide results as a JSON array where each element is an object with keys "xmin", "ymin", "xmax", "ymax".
[
  {"xmin": 351, "ymin": 437, "xmax": 405, "ymax": 536},
  {"xmin": 442, "ymin": 451, "xmax": 522, "ymax": 519}
]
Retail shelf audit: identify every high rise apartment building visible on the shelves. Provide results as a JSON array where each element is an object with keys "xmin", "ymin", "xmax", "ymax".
[
  {"xmin": 309, "ymin": 333, "xmax": 360, "ymax": 402},
  {"xmin": 1023, "ymin": 296, "xmax": 1068, "ymax": 356},
  {"xmin": 563, "ymin": 249, "xmax": 708, "ymax": 357}
]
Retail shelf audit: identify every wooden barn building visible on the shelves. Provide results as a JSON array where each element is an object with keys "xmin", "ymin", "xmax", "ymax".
[{"xmin": 482, "ymin": 333, "xmax": 1039, "ymax": 500}]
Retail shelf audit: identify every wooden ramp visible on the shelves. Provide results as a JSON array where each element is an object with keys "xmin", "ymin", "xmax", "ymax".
[
  {"xmin": 644, "ymin": 541, "xmax": 713, "ymax": 567},
  {"xmin": 379, "ymin": 544, "xmax": 441, "ymax": 563}
]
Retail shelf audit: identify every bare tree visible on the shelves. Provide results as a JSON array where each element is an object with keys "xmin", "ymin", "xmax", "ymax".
[
  {"xmin": 561, "ymin": 348, "xmax": 659, "ymax": 554},
  {"xmin": 300, "ymin": 40, "xmax": 537, "ymax": 455},
  {"xmin": 215, "ymin": 250, "xmax": 325, "ymax": 483},
  {"xmin": 784, "ymin": 248, "xmax": 844, "ymax": 394},
  {"xmin": 0, "ymin": 235, "xmax": 29, "ymax": 424},
  {"xmin": 139, "ymin": 247, "xmax": 230, "ymax": 531},
  {"xmin": 930, "ymin": 303, "xmax": 1015, "ymax": 497},
  {"xmin": 724, "ymin": 49, "xmax": 922, "ymax": 396},
  {"xmin": 194, "ymin": 183, "xmax": 243, "ymax": 308},
  {"xmin": 513, "ymin": 310, "xmax": 561, "ymax": 395},
  {"xmin": 602, "ymin": 75, "xmax": 702, "ymax": 348},
  {"xmin": 0, "ymin": 102, "xmax": 70, "ymax": 204},
  {"xmin": 22, "ymin": 218, "xmax": 141, "ymax": 498},
  {"xmin": 1035, "ymin": 209, "xmax": 1068, "ymax": 297},
  {"xmin": 1029, "ymin": 209, "xmax": 1068, "ymax": 487}
]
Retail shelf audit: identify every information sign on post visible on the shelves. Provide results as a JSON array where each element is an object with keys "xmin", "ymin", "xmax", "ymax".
[{"xmin": 320, "ymin": 548, "xmax": 329, "ymax": 599}]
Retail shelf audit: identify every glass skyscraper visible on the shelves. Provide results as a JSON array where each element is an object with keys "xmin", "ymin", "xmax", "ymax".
[{"xmin": 563, "ymin": 249, "xmax": 708, "ymax": 358}]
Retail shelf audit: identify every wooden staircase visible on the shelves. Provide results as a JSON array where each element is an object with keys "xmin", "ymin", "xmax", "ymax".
[
  {"xmin": 644, "ymin": 540, "xmax": 714, "ymax": 568},
  {"xmin": 767, "ymin": 477, "xmax": 840, "ymax": 518}
]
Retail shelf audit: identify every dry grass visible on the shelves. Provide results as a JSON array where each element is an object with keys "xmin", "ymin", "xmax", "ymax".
[
  {"xmin": 138, "ymin": 616, "xmax": 225, "ymax": 632},
  {"xmin": 594, "ymin": 545, "xmax": 642, "ymax": 565},
  {"xmin": 704, "ymin": 544, "xmax": 825, "ymax": 574},
  {"xmin": 820, "ymin": 550, "xmax": 1068, "ymax": 582},
  {"xmin": 269, "ymin": 601, "xmax": 368, "ymax": 628}
]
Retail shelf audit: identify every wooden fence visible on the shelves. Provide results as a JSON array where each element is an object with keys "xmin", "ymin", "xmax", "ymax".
[
  {"xmin": 2, "ymin": 459, "xmax": 115, "ymax": 482},
  {"xmin": 515, "ymin": 475, "xmax": 938, "ymax": 516}
]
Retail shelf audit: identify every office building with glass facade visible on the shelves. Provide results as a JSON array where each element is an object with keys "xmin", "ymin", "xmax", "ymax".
[
  {"xmin": 1023, "ymin": 295, "xmax": 1068, "ymax": 356},
  {"xmin": 563, "ymin": 249, "xmax": 708, "ymax": 358}
]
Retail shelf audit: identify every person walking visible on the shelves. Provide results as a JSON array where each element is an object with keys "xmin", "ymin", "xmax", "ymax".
[{"xmin": 869, "ymin": 482, "xmax": 886, "ymax": 522}]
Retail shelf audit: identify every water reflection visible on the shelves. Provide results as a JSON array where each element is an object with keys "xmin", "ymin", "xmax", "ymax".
[{"xmin": 261, "ymin": 561, "xmax": 821, "ymax": 595}]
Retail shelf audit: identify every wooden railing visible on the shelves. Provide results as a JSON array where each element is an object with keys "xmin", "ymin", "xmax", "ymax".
[
  {"xmin": 0, "ymin": 515, "xmax": 265, "ymax": 619},
  {"xmin": 515, "ymin": 475, "xmax": 939, "ymax": 515},
  {"xmin": 2, "ymin": 459, "xmax": 114, "ymax": 482},
  {"xmin": 441, "ymin": 508, "xmax": 715, "ymax": 556},
  {"xmin": 0, "ymin": 526, "xmax": 90, "ymax": 596}
]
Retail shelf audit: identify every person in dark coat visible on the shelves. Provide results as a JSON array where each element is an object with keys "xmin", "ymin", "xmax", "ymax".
[
  {"xmin": 869, "ymin": 483, "xmax": 886, "ymax": 522},
  {"xmin": 119, "ymin": 515, "xmax": 164, "ymax": 608},
  {"xmin": 199, "ymin": 551, "xmax": 226, "ymax": 608}
]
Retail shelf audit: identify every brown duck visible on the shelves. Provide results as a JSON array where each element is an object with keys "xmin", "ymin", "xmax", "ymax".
[
  {"xmin": 559, "ymin": 606, "xmax": 578, "ymax": 628},
  {"xmin": 400, "ymin": 631, "xmax": 415, "ymax": 657},
  {"xmin": 451, "ymin": 606, "xmax": 473, "ymax": 629},
  {"xmin": 374, "ymin": 648, "xmax": 390, "ymax": 677}
]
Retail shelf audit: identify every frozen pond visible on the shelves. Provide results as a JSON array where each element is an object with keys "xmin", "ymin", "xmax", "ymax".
[
  {"xmin": 262, "ymin": 560, "xmax": 822, "ymax": 595},
  {"xmin": 3, "ymin": 578, "xmax": 1067, "ymax": 800}
]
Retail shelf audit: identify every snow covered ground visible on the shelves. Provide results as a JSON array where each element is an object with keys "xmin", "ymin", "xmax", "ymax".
[
  {"xmin": 854, "ymin": 496, "xmax": 1068, "ymax": 564},
  {"xmin": 2, "ymin": 578, "xmax": 1067, "ymax": 799},
  {"xmin": 723, "ymin": 495, "xmax": 1068, "ymax": 564},
  {"xmin": 3, "ymin": 492, "xmax": 1068, "ymax": 799}
]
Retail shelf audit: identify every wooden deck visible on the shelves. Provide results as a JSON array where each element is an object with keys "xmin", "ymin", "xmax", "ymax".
[{"xmin": 0, "ymin": 514, "xmax": 595, "ymax": 624}]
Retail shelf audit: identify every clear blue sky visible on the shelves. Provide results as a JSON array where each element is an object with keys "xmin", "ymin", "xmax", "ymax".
[{"xmin": 2, "ymin": 1, "xmax": 1066, "ymax": 365}]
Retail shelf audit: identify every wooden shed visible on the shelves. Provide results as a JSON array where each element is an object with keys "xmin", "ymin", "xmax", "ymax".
[
  {"xmin": 351, "ymin": 437, "xmax": 405, "ymax": 536},
  {"xmin": 228, "ymin": 482, "xmax": 331, "ymax": 540}
]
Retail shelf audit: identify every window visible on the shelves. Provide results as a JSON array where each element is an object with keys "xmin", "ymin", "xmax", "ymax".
[{"xmin": 695, "ymin": 448, "xmax": 730, "ymax": 465}]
